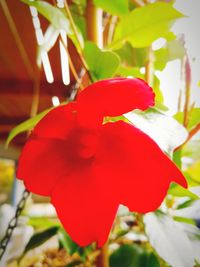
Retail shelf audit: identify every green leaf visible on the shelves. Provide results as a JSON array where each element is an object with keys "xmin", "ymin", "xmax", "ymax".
[
  {"xmin": 6, "ymin": 108, "xmax": 52, "ymax": 146},
  {"xmin": 176, "ymin": 199, "xmax": 195, "ymax": 209},
  {"xmin": 115, "ymin": 44, "xmax": 148, "ymax": 67},
  {"xmin": 155, "ymin": 39, "xmax": 186, "ymax": 71},
  {"xmin": 28, "ymin": 217, "xmax": 60, "ymax": 229},
  {"xmin": 58, "ymin": 228, "xmax": 78, "ymax": 255},
  {"xmin": 153, "ymin": 75, "xmax": 164, "ymax": 103},
  {"xmin": 187, "ymin": 108, "xmax": 200, "ymax": 129},
  {"xmin": 22, "ymin": 0, "xmax": 84, "ymax": 55},
  {"xmin": 174, "ymin": 108, "xmax": 200, "ymax": 130},
  {"xmin": 24, "ymin": 226, "xmax": 59, "ymax": 255},
  {"xmin": 83, "ymin": 41, "xmax": 120, "ymax": 81},
  {"xmin": 111, "ymin": 2, "xmax": 184, "ymax": 49},
  {"xmin": 77, "ymin": 245, "xmax": 94, "ymax": 261},
  {"xmin": 22, "ymin": 0, "xmax": 71, "ymax": 33},
  {"xmin": 110, "ymin": 244, "xmax": 159, "ymax": 267},
  {"xmin": 70, "ymin": 5, "xmax": 86, "ymax": 40},
  {"xmin": 187, "ymin": 160, "xmax": 200, "ymax": 183},
  {"xmin": 68, "ymin": 3, "xmax": 85, "ymax": 50},
  {"xmin": 115, "ymin": 43, "xmax": 136, "ymax": 66},
  {"xmin": 116, "ymin": 65, "xmax": 143, "ymax": 78},
  {"xmin": 93, "ymin": 0, "xmax": 129, "ymax": 16},
  {"xmin": 173, "ymin": 149, "xmax": 182, "ymax": 168},
  {"xmin": 66, "ymin": 261, "xmax": 83, "ymax": 267},
  {"xmin": 154, "ymin": 101, "xmax": 169, "ymax": 112},
  {"xmin": 144, "ymin": 212, "xmax": 195, "ymax": 267},
  {"xmin": 146, "ymin": 253, "xmax": 160, "ymax": 267},
  {"xmin": 173, "ymin": 216, "xmax": 196, "ymax": 225},
  {"xmin": 168, "ymin": 183, "xmax": 199, "ymax": 200},
  {"xmin": 183, "ymin": 172, "xmax": 200, "ymax": 187},
  {"xmin": 182, "ymin": 139, "xmax": 200, "ymax": 162}
]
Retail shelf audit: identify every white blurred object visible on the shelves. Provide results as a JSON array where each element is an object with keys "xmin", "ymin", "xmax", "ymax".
[
  {"xmin": 56, "ymin": 0, "xmax": 70, "ymax": 86},
  {"xmin": 124, "ymin": 109, "xmax": 188, "ymax": 154},
  {"xmin": 156, "ymin": 60, "xmax": 182, "ymax": 115},
  {"xmin": 52, "ymin": 96, "xmax": 60, "ymax": 107},
  {"xmin": 144, "ymin": 212, "xmax": 194, "ymax": 267},
  {"xmin": 174, "ymin": 221, "xmax": 200, "ymax": 263},
  {"xmin": 117, "ymin": 204, "xmax": 129, "ymax": 216},
  {"xmin": 0, "ymin": 204, "xmax": 34, "ymax": 266},
  {"xmin": 0, "ymin": 204, "xmax": 15, "ymax": 238},
  {"xmin": 172, "ymin": 200, "xmax": 200, "ymax": 220},
  {"xmin": 12, "ymin": 179, "xmax": 25, "ymax": 208},
  {"xmin": 158, "ymin": 0, "xmax": 200, "ymax": 114},
  {"xmin": 124, "ymin": 232, "xmax": 148, "ymax": 242},
  {"xmin": 29, "ymin": 5, "xmax": 54, "ymax": 83},
  {"xmin": 28, "ymin": 203, "xmax": 56, "ymax": 217},
  {"xmin": 152, "ymin": 37, "xmax": 166, "ymax": 51}
]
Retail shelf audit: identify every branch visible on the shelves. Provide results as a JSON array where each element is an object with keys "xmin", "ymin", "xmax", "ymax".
[
  {"xmin": 176, "ymin": 123, "xmax": 200, "ymax": 151},
  {"xmin": 86, "ymin": 0, "xmax": 103, "ymax": 48},
  {"xmin": 95, "ymin": 242, "xmax": 109, "ymax": 267},
  {"xmin": 183, "ymin": 56, "xmax": 191, "ymax": 127},
  {"xmin": 145, "ymin": 46, "xmax": 154, "ymax": 86},
  {"xmin": 131, "ymin": 0, "xmax": 144, "ymax": 7},
  {"xmin": 30, "ymin": 74, "xmax": 41, "ymax": 118},
  {"xmin": 59, "ymin": 36, "xmax": 84, "ymax": 90},
  {"xmin": 64, "ymin": 0, "xmax": 93, "ymax": 82},
  {"xmin": 107, "ymin": 16, "xmax": 118, "ymax": 45},
  {"xmin": 64, "ymin": 0, "xmax": 84, "ymax": 51}
]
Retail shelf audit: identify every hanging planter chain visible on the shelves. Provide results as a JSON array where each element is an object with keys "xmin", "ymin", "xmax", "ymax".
[{"xmin": 0, "ymin": 189, "xmax": 30, "ymax": 261}]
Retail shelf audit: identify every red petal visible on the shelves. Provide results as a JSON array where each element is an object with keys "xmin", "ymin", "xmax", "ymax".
[
  {"xmin": 33, "ymin": 102, "xmax": 76, "ymax": 140},
  {"xmin": 76, "ymin": 78, "xmax": 154, "ymax": 127},
  {"xmin": 96, "ymin": 121, "xmax": 187, "ymax": 213},
  {"xmin": 51, "ymin": 168, "xmax": 119, "ymax": 247},
  {"xmin": 17, "ymin": 137, "xmax": 71, "ymax": 196}
]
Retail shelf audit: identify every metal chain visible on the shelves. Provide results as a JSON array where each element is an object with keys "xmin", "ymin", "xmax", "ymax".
[
  {"xmin": 69, "ymin": 67, "xmax": 86, "ymax": 101},
  {"xmin": 0, "ymin": 189, "xmax": 30, "ymax": 261}
]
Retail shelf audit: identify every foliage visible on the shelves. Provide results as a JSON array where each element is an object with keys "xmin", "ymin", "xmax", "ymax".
[
  {"xmin": 6, "ymin": 108, "xmax": 52, "ymax": 146},
  {"xmin": 110, "ymin": 244, "xmax": 160, "ymax": 267},
  {"xmin": 22, "ymin": 0, "xmax": 71, "ymax": 33},
  {"xmin": 23, "ymin": 226, "xmax": 59, "ymax": 256},
  {"xmin": 93, "ymin": 0, "xmax": 129, "ymax": 16},
  {"xmin": 111, "ymin": 2, "xmax": 184, "ymax": 49},
  {"xmin": 7, "ymin": 0, "xmax": 200, "ymax": 267},
  {"xmin": 83, "ymin": 41, "xmax": 120, "ymax": 81}
]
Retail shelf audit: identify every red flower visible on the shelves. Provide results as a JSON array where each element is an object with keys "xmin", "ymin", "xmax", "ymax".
[{"xmin": 17, "ymin": 78, "xmax": 187, "ymax": 247}]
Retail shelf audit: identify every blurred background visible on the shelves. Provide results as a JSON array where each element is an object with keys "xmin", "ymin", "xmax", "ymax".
[{"xmin": 0, "ymin": 0, "xmax": 200, "ymax": 266}]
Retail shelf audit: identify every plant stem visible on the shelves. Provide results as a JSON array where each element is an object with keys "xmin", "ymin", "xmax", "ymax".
[
  {"xmin": 177, "ymin": 89, "xmax": 182, "ymax": 112},
  {"xmin": 64, "ymin": 0, "xmax": 84, "ymax": 51},
  {"xmin": 63, "ymin": 0, "xmax": 93, "ymax": 82},
  {"xmin": 85, "ymin": 1, "xmax": 109, "ymax": 266},
  {"xmin": 86, "ymin": 0, "xmax": 103, "ymax": 48},
  {"xmin": 131, "ymin": 0, "xmax": 144, "ymax": 7},
  {"xmin": 30, "ymin": 74, "xmax": 41, "ymax": 118},
  {"xmin": 107, "ymin": 16, "xmax": 118, "ymax": 45},
  {"xmin": 145, "ymin": 46, "xmax": 154, "ymax": 86},
  {"xmin": 59, "ymin": 36, "xmax": 84, "ymax": 90},
  {"xmin": 96, "ymin": 242, "xmax": 109, "ymax": 267},
  {"xmin": 183, "ymin": 55, "xmax": 191, "ymax": 127},
  {"xmin": 176, "ymin": 123, "xmax": 200, "ymax": 151}
]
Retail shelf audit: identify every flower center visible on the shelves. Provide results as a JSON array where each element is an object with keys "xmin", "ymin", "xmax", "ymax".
[
  {"xmin": 68, "ymin": 126, "xmax": 99, "ymax": 160},
  {"xmin": 78, "ymin": 132, "xmax": 98, "ymax": 159}
]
